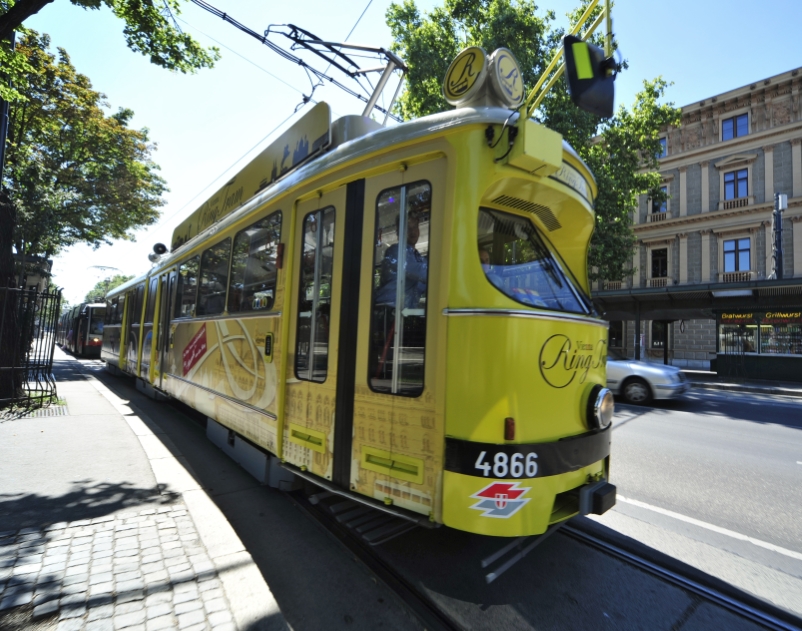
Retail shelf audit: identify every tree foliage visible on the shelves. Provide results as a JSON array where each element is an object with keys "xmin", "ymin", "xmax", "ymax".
[
  {"xmin": 84, "ymin": 273, "xmax": 132, "ymax": 302},
  {"xmin": 386, "ymin": 0, "xmax": 681, "ymax": 282},
  {"xmin": 4, "ymin": 32, "xmax": 167, "ymax": 260},
  {"xmin": 0, "ymin": 0, "xmax": 219, "ymax": 94}
]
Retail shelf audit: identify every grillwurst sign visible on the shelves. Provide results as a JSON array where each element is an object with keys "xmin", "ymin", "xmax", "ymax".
[{"xmin": 539, "ymin": 334, "xmax": 607, "ymax": 388}]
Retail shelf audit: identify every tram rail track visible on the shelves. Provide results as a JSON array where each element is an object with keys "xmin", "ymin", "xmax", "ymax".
[
  {"xmin": 291, "ymin": 484, "xmax": 801, "ymax": 631},
  {"xmin": 561, "ymin": 520, "xmax": 802, "ymax": 631},
  {"xmin": 287, "ymin": 489, "xmax": 462, "ymax": 631}
]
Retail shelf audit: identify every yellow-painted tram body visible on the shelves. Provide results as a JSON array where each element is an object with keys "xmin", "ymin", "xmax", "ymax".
[{"xmin": 103, "ymin": 32, "xmax": 618, "ymax": 537}]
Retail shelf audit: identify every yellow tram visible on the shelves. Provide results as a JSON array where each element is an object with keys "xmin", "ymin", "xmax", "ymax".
[{"xmin": 103, "ymin": 6, "xmax": 618, "ymax": 537}]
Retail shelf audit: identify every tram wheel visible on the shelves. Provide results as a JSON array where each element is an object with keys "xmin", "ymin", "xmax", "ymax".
[{"xmin": 622, "ymin": 378, "xmax": 652, "ymax": 405}]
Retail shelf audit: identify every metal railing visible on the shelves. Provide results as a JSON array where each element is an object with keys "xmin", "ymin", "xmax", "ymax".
[
  {"xmin": 719, "ymin": 196, "xmax": 752, "ymax": 210},
  {"xmin": 721, "ymin": 271, "xmax": 752, "ymax": 283},
  {"xmin": 0, "ymin": 288, "xmax": 62, "ymax": 410}
]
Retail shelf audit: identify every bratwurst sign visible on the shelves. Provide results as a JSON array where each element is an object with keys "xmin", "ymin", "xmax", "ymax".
[{"xmin": 539, "ymin": 334, "xmax": 607, "ymax": 388}]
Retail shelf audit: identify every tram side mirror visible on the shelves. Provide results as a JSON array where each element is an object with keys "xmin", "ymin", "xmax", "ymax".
[{"xmin": 563, "ymin": 35, "xmax": 616, "ymax": 118}]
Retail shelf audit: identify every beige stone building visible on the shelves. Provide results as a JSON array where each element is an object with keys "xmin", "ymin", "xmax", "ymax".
[{"xmin": 593, "ymin": 66, "xmax": 802, "ymax": 381}]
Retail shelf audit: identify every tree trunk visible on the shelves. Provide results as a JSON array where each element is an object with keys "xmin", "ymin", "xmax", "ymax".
[{"xmin": 0, "ymin": 0, "xmax": 57, "ymax": 42}]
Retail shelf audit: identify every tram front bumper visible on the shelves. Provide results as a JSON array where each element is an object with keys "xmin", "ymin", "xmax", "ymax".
[{"xmin": 442, "ymin": 427, "xmax": 612, "ymax": 536}]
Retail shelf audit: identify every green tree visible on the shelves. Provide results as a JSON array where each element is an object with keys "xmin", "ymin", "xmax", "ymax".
[
  {"xmin": 84, "ymin": 273, "xmax": 132, "ymax": 302},
  {"xmin": 6, "ymin": 32, "xmax": 167, "ymax": 261},
  {"xmin": 386, "ymin": 0, "xmax": 681, "ymax": 283},
  {"xmin": 0, "ymin": 0, "xmax": 219, "ymax": 79}
]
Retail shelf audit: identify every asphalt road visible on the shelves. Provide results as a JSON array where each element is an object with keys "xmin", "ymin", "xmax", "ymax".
[
  {"xmin": 599, "ymin": 388, "xmax": 802, "ymax": 615},
  {"xmin": 77, "ymin": 359, "xmax": 800, "ymax": 628}
]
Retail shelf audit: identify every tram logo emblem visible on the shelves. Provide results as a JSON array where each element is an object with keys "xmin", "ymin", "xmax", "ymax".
[{"xmin": 470, "ymin": 482, "xmax": 530, "ymax": 518}]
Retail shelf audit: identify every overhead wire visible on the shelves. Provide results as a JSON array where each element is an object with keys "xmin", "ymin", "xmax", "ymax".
[
  {"xmin": 149, "ymin": 108, "xmax": 299, "ymax": 231},
  {"xmin": 187, "ymin": 0, "xmax": 401, "ymax": 121},
  {"xmin": 152, "ymin": 0, "xmax": 390, "ymax": 231}
]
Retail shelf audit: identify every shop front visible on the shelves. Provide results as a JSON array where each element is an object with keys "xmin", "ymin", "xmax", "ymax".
[{"xmin": 717, "ymin": 310, "xmax": 802, "ymax": 382}]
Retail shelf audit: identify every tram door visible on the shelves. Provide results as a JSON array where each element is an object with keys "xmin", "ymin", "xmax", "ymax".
[
  {"xmin": 139, "ymin": 277, "xmax": 159, "ymax": 378},
  {"xmin": 282, "ymin": 187, "xmax": 346, "ymax": 483},
  {"xmin": 347, "ymin": 160, "xmax": 445, "ymax": 517},
  {"xmin": 125, "ymin": 283, "xmax": 145, "ymax": 373},
  {"xmin": 156, "ymin": 270, "xmax": 178, "ymax": 389}
]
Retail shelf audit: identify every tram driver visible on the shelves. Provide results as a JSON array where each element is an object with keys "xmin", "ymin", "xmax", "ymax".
[{"xmin": 375, "ymin": 211, "xmax": 428, "ymax": 308}]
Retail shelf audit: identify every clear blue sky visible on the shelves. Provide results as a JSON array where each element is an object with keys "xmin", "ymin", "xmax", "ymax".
[{"xmin": 24, "ymin": 0, "xmax": 802, "ymax": 304}]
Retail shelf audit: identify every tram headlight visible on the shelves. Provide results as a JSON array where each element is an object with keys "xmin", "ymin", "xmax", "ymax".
[{"xmin": 586, "ymin": 384, "xmax": 614, "ymax": 430}]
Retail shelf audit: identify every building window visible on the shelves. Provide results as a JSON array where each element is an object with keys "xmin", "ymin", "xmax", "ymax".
[
  {"xmin": 609, "ymin": 321, "xmax": 624, "ymax": 348},
  {"xmin": 651, "ymin": 321, "xmax": 667, "ymax": 349},
  {"xmin": 724, "ymin": 169, "xmax": 748, "ymax": 200},
  {"xmin": 651, "ymin": 248, "xmax": 668, "ymax": 278},
  {"xmin": 722, "ymin": 114, "xmax": 748, "ymax": 141},
  {"xmin": 650, "ymin": 185, "xmax": 668, "ymax": 215},
  {"xmin": 658, "ymin": 137, "xmax": 667, "ymax": 158},
  {"xmin": 723, "ymin": 238, "xmax": 750, "ymax": 272}
]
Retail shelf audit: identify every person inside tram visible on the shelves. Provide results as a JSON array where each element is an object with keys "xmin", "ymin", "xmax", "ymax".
[
  {"xmin": 479, "ymin": 246, "xmax": 503, "ymax": 289},
  {"xmin": 375, "ymin": 211, "xmax": 428, "ymax": 309}
]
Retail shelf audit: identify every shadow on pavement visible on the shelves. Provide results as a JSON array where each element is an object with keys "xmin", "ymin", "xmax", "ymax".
[{"xmin": 0, "ymin": 480, "xmax": 173, "ymax": 533}]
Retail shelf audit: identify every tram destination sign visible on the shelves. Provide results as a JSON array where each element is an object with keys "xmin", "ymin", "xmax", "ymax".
[{"xmin": 172, "ymin": 102, "xmax": 331, "ymax": 251}]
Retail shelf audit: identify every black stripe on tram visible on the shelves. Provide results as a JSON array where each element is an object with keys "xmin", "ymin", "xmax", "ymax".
[
  {"xmin": 444, "ymin": 426, "xmax": 611, "ymax": 479},
  {"xmin": 333, "ymin": 179, "xmax": 366, "ymax": 488}
]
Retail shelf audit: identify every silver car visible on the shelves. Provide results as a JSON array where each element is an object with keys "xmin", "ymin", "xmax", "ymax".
[{"xmin": 606, "ymin": 349, "xmax": 690, "ymax": 404}]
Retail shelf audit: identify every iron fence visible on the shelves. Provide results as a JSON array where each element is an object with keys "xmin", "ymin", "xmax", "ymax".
[{"xmin": 0, "ymin": 287, "xmax": 62, "ymax": 410}]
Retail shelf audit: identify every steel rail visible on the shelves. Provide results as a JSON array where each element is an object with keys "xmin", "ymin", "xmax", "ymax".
[
  {"xmin": 561, "ymin": 523, "xmax": 802, "ymax": 631},
  {"xmin": 288, "ymin": 491, "xmax": 462, "ymax": 631}
]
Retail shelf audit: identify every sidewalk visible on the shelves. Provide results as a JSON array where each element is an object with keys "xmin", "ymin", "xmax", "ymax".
[
  {"xmin": 0, "ymin": 350, "xmax": 286, "ymax": 631},
  {"xmin": 683, "ymin": 369, "xmax": 802, "ymax": 398}
]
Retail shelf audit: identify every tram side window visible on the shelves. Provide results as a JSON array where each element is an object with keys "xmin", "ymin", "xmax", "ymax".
[
  {"xmin": 369, "ymin": 181, "xmax": 431, "ymax": 396},
  {"xmin": 133, "ymin": 284, "xmax": 145, "ymax": 323},
  {"xmin": 229, "ymin": 212, "xmax": 282, "ymax": 313},
  {"xmin": 198, "ymin": 238, "xmax": 231, "ymax": 316},
  {"xmin": 295, "ymin": 207, "xmax": 335, "ymax": 382},
  {"xmin": 477, "ymin": 208, "xmax": 590, "ymax": 314},
  {"xmin": 106, "ymin": 298, "xmax": 117, "ymax": 324},
  {"xmin": 175, "ymin": 257, "xmax": 200, "ymax": 318},
  {"xmin": 144, "ymin": 278, "xmax": 158, "ymax": 324}
]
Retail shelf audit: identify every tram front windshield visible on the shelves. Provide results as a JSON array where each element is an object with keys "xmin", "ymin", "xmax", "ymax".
[
  {"xmin": 478, "ymin": 208, "xmax": 590, "ymax": 314},
  {"xmin": 88, "ymin": 308, "xmax": 105, "ymax": 335}
]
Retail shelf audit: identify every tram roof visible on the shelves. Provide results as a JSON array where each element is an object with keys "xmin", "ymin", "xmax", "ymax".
[{"xmin": 110, "ymin": 106, "xmax": 594, "ymax": 298}]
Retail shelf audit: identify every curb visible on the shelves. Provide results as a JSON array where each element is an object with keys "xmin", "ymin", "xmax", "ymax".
[
  {"xmin": 689, "ymin": 381, "xmax": 802, "ymax": 398},
  {"xmin": 82, "ymin": 371, "xmax": 288, "ymax": 631}
]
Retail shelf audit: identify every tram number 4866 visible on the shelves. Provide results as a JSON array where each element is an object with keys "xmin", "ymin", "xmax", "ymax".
[{"xmin": 475, "ymin": 451, "xmax": 538, "ymax": 478}]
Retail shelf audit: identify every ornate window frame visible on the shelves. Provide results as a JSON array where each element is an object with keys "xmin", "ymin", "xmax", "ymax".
[
  {"xmin": 720, "ymin": 107, "xmax": 750, "ymax": 142},
  {"xmin": 714, "ymin": 154, "xmax": 757, "ymax": 209}
]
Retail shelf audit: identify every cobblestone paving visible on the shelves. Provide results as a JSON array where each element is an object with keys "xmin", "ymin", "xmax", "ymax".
[{"xmin": 0, "ymin": 502, "xmax": 236, "ymax": 631}]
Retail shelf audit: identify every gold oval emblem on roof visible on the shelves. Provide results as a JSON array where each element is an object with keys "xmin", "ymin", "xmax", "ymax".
[
  {"xmin": 443, "ymin": 46, "xmax": 487, "ymax": 105},
  {"xmin": 490, "ymin": 48, "xmax": 524, "ymax": 107}
]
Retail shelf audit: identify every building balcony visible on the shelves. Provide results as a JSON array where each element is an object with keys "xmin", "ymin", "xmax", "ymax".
[
  {"xmin": 718, "ymin": 195, "xmax": 754, "ymax": 211},
  {"xmin": 647, "ymin": 211, "xmax": 669, "ymax": 223},
  {"xmin": 604, "ymin": 280, "xmax": 623, "ymax": 291},
  {"xmin": 720, "ymin": 270, "xmax": 753, "ymax": 283},
  {"xmin": 648, "ymin": 277, "xmax": 670, "ymax": 288}
]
